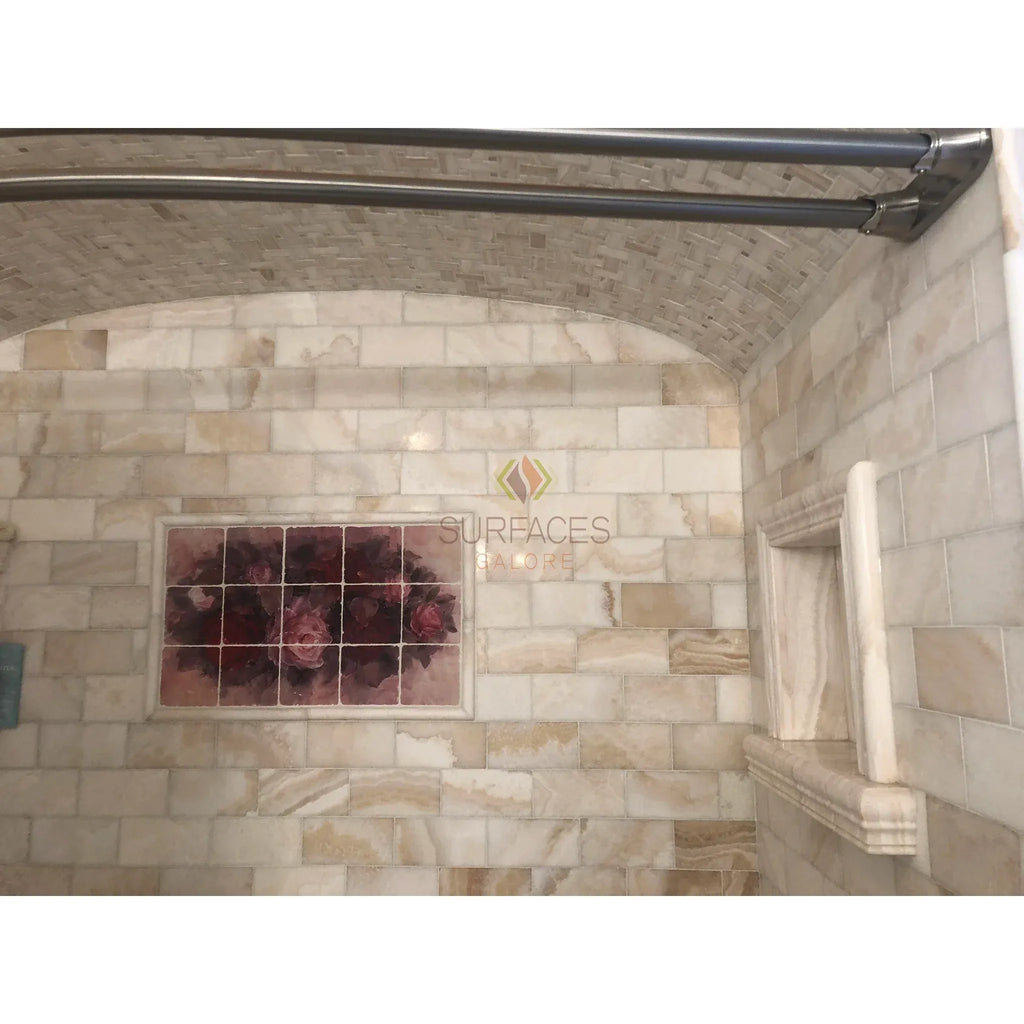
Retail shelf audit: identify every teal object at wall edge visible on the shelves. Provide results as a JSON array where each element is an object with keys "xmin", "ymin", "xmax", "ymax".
[{"xmin": 0, "ymin": 643, "xmax": 25, "ymax": 729}]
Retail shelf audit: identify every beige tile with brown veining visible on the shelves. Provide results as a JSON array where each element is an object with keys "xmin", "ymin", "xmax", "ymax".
[
  {"xmin": 30, "ymin": 818, "xmax": 119, "ymax": 865},
  {"xmin": 533, "ymin": 867, "xmax": 627, "ymax": 895},
  {"xmin": 349, "ymin": 867, "xmax": 438, "ymax": 895},
  {"xmin": 119, "ymin": 818, "xmax": 211, "ymax": 866},
  {"xmin": 672, "ymin": 724, "xmax": 749, "ymax": 770},
  {"xmin": 446, "ymin": 409, "xmax": 530, "ymax": 450},
  {"xmin": 947, "ymin": 526, "xmax": 1024, "ymax": 627},
  {"xmin": 217, "ymin": 722, "xmax": 306, "ymax": 768},
  {"xmin": 623, "ymin": 675, "xmax": 716, "ymax": 722},
  {"xmin": 71, "ymin": 867, "xmax": 161, "ymax": 896},
  {"xmin": 531, "ymin": 674, "xmax": 622, "ymax": 722},
  {"xmin": 532, "ymin": 770, "xmax": 625, "ymax": 817},
  {"xmin": 674, "ymin": 820, "xmax": 756, "ymax": 869},
  {"xmin": 440, "ymin": 769, "xmax": 532, "ymax": 816},
  {"xmin": 663, "ymin": 363, "xmax": 737, "ymax": 405},
  {"xmin": 580, "ymin": 818, "xmax": 675, "ymax": 868},
  {"xmin": 169, "ymin": 770, "xmax": 258, "ymax": 816},
  {"xmin": 258, "ymin": 769, "xmax": 351, "ymax": 816},
  {"xmin": 191, "ymin": 328, "xmax": 275, "ymax": 367},
  {"xmin": 396, "ymin": 723, "xmax": 486, "ymax": 768},
  {"xmin": 486, "ymin": 629, "xmax": 576, "ymax": 673},
  {"xmin": 210, "ymin": 818, "xmax": 301, "ymax": 867},
  {"xmin": 318, "ymin": 291, "xmax": 403, "ymax": 325},
  {"xmin": 621, "ymin": 583, "xmax": 712, "ymax": 628},
  {"xmin": 487, "ymin": 723, "xmax": 578, "ymax": 769},
  {"xmin": 24, "ymin": 330, "xmax": 107, "ymax": 371},
  {"xmin": 396, "ymin": 818, "xmax": 487, "ymax": 866},
  {"xmin": 487, "ymin": 818, "xmax": 580, "ymax": 867},
  {"xmin": 489, "ymin": 366, "xmax": 571, "ymax": 407},
  {"xmin": 619, "ymin": 494, "xmax": 706, "ymax": 537},
  {"xmin": 160, "ymin": 868, "xmax": 253, "ymax": 896},
  {"xmin": 349, "ymin": 769, "xmax": 440, "ymax": 815},
  {"xmin": 301, "ymin": 818, "xmax": 393, "ymax": 865},
  {"xmin": 127, "ymin": 722, "xmax": 216, "ymax": 768},
  {"xmin": 913, "ymin": 628, "xmax": 1008, "ymax": 722},
  {"xmin": 577, "ymin": 629, "xmax": 668, "ymax": 674},
  {"xmin": 628, "ymin": 869, "xmax": 723, "ymax": 895},
  {"xmin": 439, "ymin": 867, "xmax": 529, "ymax": 895},
  {"xmin": 669, "ymin": 630, "xmax": 749, "ymax": 675},
  {"xmin": 252, "ymin": 867, "xmax": 345, "ymax": 896},
  {"xmin": 530, "ymin": 408, "xmax": 617, "ymax": 449},
  {"xmin": 531, "ymin": 322, "xmax": 618, "ymax": 363},
  {"xmin": 625, "ymin": 771, "xmax": 719, "ymax": 818},
  {"xmin": 316, "ymin": 367, "xmax": 401, "ymax": 408},
  {"xmin": 274, "ymin": 326, "xmax": 359, "ymax": 367},
  {"xmin": 926, "ymin": 795, "xmax": 1021, "ymax": 895},
  {"xmin": 580, "ymin": 724, "xmax": 672, "ymax": 769},
  {"xmin": 272, "ymin": 409, "xmax": 359, "ymax": 451}
]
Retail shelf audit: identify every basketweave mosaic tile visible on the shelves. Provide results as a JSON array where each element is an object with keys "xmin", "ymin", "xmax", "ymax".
[{"xmin": 148, "ymin": 515, "xmax": 474, "ymax": 719}]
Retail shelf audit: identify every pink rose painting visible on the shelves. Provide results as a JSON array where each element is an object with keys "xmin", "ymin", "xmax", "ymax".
[{"xmin": 159, "ymin": 523, "xmax": 461, "ymax": 709}]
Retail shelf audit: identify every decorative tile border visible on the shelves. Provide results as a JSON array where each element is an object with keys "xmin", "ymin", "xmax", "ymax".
[{"xmin": 147, "ymin": 513, "xmax": 477, "ymax": 720}]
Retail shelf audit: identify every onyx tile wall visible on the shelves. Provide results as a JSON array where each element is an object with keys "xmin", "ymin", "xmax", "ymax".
[
  {"xmin": 740, "ymin": 162, "xmax": 1024, "ymax": 895},
  {"xmin": 0, "ymin": 292, "xmax": 755, "ymax": 895}
]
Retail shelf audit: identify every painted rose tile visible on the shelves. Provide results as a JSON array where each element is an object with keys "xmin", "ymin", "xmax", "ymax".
[{"xmin": 158, "ymin": 521, "xmax": 465, "ymax": 713}]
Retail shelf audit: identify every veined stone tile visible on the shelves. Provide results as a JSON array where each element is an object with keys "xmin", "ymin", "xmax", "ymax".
[
  {"xmin": 476, "ymin": 582, "xmax": 531, "ymax": 628},
  {"xmin": 662, "ymin": 363, "xmax": 737, "ymax": 406},
  {"xmin": 307, "ymin": 722, "xmax": 395, "ymax": 768},
  {"xmin": 532, "ymin": 770, "xmax": 625, "ymax": 817},
  {"xmin": 0, "ymin": 335, "xmax": 23, "ymax": 372},
  {"xmin": 573, "ymin": 538, "xmax": 665, "ymax": 581},
  {"xmin": 402, "ymin": 452, "xmax": 487, "ymax": 494},
  {"xmin": 149, "ymin": 296, "xmax": 234, "ymax": 328},
  {"xmin": 487, "ymin": 723, "xmax": 578, "ymax": 769},
  {"xmin": 0, "ymin": 770, "xmax": 78, "ymax": 816},
  {"xmin": 1, "ymin": 585, "xmax": 91, "ymax": 630},
  {"xmin": 16, "ymin": 412, "xmax": 101, "ymax": 455},
  {"xmin": 160, "ymin": 867, "xmax": 253, "ymax": 895},
  {"xmin": 349, "ymin": 866, "xmax": 437, "ymax": 895},
  {"xmin": 440, "ymin": 769, "xmax": 532, "ymax": 816},
  {"xmin": 486, "ymin": 629, "xmax": 576, "ymax": 673},
  {"xmin": 533, "ymin": 867, "xmax": 627, "ymax": 895},
  {"xmin": 575, "ymin": 450, "xmax": 662, "ymax": 493},
  {"xmin": 100, "ymin": 413, "xmax": 185, "ymax": 454},
  {"xmin": 274, "ymin": 326, "xmax": 359, "ymax": 367},
  {"xmin": 892, "ymin": 705, "xmax": 967, "ymax": 806},
  {"xmin": 926, "ymin": 795, "xmax": 1021, "ymax": 895},
  {"xmin": 396, "ymin": 723, "xmax": 486, "ymax": 769},
  {"xmin": 474, "ymin": 675, "xmax": 532, "ymax": 721},
  {"xmin": 577, "ymin": 628, "xmax": 668, "ymax": 674},
  {"xmin": 233, "ymin": 292, "xmax": 316, "ymax": 327},
  {"xmin": 301, "ymin": 818, "xmax": 393, "ymax": 864},
  {"xmin": 947, "ymin": 525, "xmax": 1024, "ymax": 627},
  {"xmin": 446, "ymin": 324, "xmax": 530, "ymax": 365},
  {"xmin": 62, "ymin": 370, "xmax": 145, "ymax": 411},
  {"xmin": 361, "ymin": 325, "xmax": 444, "ymax": 366},
  {"xmin": 775, "ymin": 340, "xmax": 813, "ymax": 414},
  {"xmin": 185, "ymin": 411, "xmax": 270, "ymax": 453},
  {"xmin": 672, "ymin": 724, "xmax": 750, "ymax": 770},
  {"xmin": 404, "ymin": 293, "xmax": 487, "ymax": 323},
  {"xmin": 625, "ymin": 771, "xmax": 719, "ymax": 819},
  {"xmin": 446, "ymin": 409, "xmax": 530, "ymax": 450},
  {"xmin": 107, "ymin": 328, "xmax": 191, "ymax": 370},
  {"xmin": 228, "ymin": 453, "xmax": 313, "ymax": 495},
  {"xmin": 707, "ymin": 406, "xmax": 740, "ymax": 448},
  {"xmin": 962, "ymin": 718, "xmax": 1024, "ymax": 832},
  {"xmin": 664, "ymin": 449, "xmax": 742, "ymax": 492},
  {"xmin": 0, "ymin": 372, "xmax": 62, "ymax": 412},
  {"xmin": 317, "ymin": 290, "xmax": 403, "ymax": 325},
  {"xmin": 210, "ymin": 818, "xmax": 301, "ymax": 867},
  {"xmin": 574, "ymin": 364, "xmax": 661, "ymax": 407},
  {"xmin": 142, "ymin": 454, "xmax": 226, "ymax": 496},
  {"xmin": 119, "ymin": 818, "xmax": 211, "ymax": 866},
  {"xmin": 272, "ymin": 409, "xmax": 359, "ymax": 451},
  {"xmin": 0, "ymin": 543, "xmax": 51, "ymax": 585},
  {"xmin": 1007, "ymin": 630, "xmax": 1024, "ymax": 729},
  {"xmin": 530, "ymin": 408, "xmax": 617, "ymax": 449},
  {"xmin": 531, "ymin": 322, "xmax": 618, "ymax": 364},
  {"xmin": 618, "ymin": 406, "xmax": 707, "ymax": 449},
  {"xmin": 914, "ymin": 627, "xmax": 1008, "ymax": 722},
  {"xmin": 717, "ymin": 676, "xmax": 753, "ymax": 724},
  {"xmin": 674, "ymin": 820, "xmax": 756, "ymax": 869},
  {"xmin": 580, "ymin": 818, "xmax": 675, "ymax": 868},
  {"xmin": 489, "ymin": 299, "xmax": 575, "ymax": 324},
  {"xmin": 403, "ymin": 367, "xmax": 486, "ymax": 407},
  {"xmin": 146, "ymin": 368, "xmax": 234, "ymax": 412},
  {"xmin": 24, "ymin": 330, "xmax": 107, "ymax": 371},
  {"xmin": 863, "ymin": 377, "xmax": 936, "ymax": 476},
  {"xmin": 439, "ymin": 867, "xmax": 528, "ymax": 896},
  {"xmin": 621, "ymin": 583, "xmax": 712, "ymax": 628},
  {"xmin": 628, "ymin": 868, "xmax": 723, "ymax": 895},
  {"xmin": 357, "ymin": 409, "xmax": 443, "ymax": 451},
  {"xmin": 531, "ymin": 583, "xmax": 618, "ymax": 628},
  {"xmin": 127, "ymin": 722, "xmax": 216, "ymax": 768},
  {"xmin": 795, "ymin": 374, "xmax": 838, "ymax": 454},
  {"xmin": 902, "ymin": 439, "xmax": 992, "ymax": 544},
  {"xmin": 881, "ymin": 542, "xmax": 951, "ymax": 626},
  {"xmin": 216, "ymin": 722, "xmax": 306, "ymax": 768},
  {"xmin": 489, "ymin": 366, "xmax": 572, "ymax": 407},
  {"xmin": 233, "ymin": 366, "xmax": 314, "ymax": 411},
  {"xmin": 90, "ymin": 586, "xmax": 150, "ymax": 629},
  {"xmin": 252, "ymin": 867, "xmax": 345, "ymax": 896},
  {"xmin": 71, "ymin": 866, "xmax": 161, "ymax": 896},
  {"xmin": 79, "ymin": 769, "xmax": 168, "ymax": 816},
  {"xmin": 487, "ymin": 818, "xmax": 580, "ymax": 867},
  {"xmin": 38, "ymin": 723, "xmax": 126, "ymax": 768},
  {"xmin": 623, "ymin": 675, "xmax": 717, "ymax": 723},
  {"xmin": 747, "ymin": 371, "xmax": 779, "ymax": 437},
  {"xmin": 834, "ymin": 328, "xmax": 893, "ymax": 425},
  {"xmin": 47, "ymin": 455, "xmax": 142, "ymax": 498},
  {"xmin": 580, "ymin": 724, "xmax": 672, "ymax": 769},
  {"xmin": 972, "ymin": 232, "xmax": 1011, "ymax": 339},
  {"xmin": 669, "ymin": 630, "xmax": 749, "ymax": 675},
  {"xmin": 0, "ymin": 725, "xmax": 39, "ymax": 768},
  {"xmin": 0, "ymin": 865, "xmax": 72, "ymax": 895},
  {"xmin": 30, "ymin": 818, "xmax": 119, "ymax": 865},
  {"xmin": 989, "ymin": 424, "xmax": 1024, "ymax": 526},
  {"xmin": 316, "ymin": 367, "xmax": 401, "ymax": 409},
  {"xmin": 712, "ymin": 584, "xmax": 748, "ymax": 629},
  {"xmin": 82, "ymin": 674, "xmax": 146, "ymax": 722},
  {"xmin": 43, "ymin": 630, "xmax": 134, "ymax": 674},
  {"xmin": 169, "ymin": 769, "xmax": 258, "ymax": 816},
  {"xmin": 18, "ymin": 677, "xmax": 85, "ymax": 722},
  {"xmin": 349, "ymin": 769, "xmax": 440, "ymax": 815},
  {"xmin": 315, "ymin": 451, "xmax": 401, "ymax": 494},
  {"xmin": 396, "ymin": 818, "xmax": 487, "ymax": 866},
  {"xmin": 258, "ymin": 769, "xmax": 351, "ymax": 816},
  {"xmin": 618, "ymin": 494, "xmax": 706, "ymax": 537},
  {"xmin": 531, "ymin": 674, "xmax": 622, "ymax": 722},
  {"xmin": 723, "ymin": 870, "xmax": 760, "ymax": 895}
]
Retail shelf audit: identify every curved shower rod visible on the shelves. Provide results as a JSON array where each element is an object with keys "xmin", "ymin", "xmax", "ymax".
[{"xmin": 0, "ymin": 129, "xmax": 992, "ymax": 241}]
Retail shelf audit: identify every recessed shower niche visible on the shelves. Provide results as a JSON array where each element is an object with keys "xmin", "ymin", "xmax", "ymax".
[{"xmin": 744, "ymin": 462, "xmax": 918, "ymax": 855}]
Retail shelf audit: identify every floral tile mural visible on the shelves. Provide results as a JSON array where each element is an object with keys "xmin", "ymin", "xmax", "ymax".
[{"xmin": 157, "ymin": 522, "xmax": 465, "ymax": 712}]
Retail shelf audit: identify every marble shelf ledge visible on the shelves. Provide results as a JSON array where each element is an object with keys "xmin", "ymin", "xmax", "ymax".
[{"xmin": 744, "ymin": 734, "xmax": 917, "ymax": 856}]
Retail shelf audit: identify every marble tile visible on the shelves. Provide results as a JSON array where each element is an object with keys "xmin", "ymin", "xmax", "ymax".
[
  {"xmin": 574, "ymin": 450, "xmax": 662, "ymax": 493},
  {"xmin": 17, "ymin": 412, "xmax": 101, "ymax": 455},
  {"xmin": 184, "ymin": 411, "xmax": 270, "ymax": 453},
  {"xmin": 474, "ymin": 675, "xmax": 532, "ymax": 721},
  {"xmin": 487, "ymin": 818, "xmax": 579, "ymax": 867},
  {"xmin": 316, "ymin": 367, "xmax": 402, "ymax": 408},
  {"xmin": 880, "ymin": 542, "xmax": 950, "ymax": 626},
  {"xmin": 625, "ymin": 771, "xmax": 719, "ymax": 818},
  {"xmin": 672, "ymin": 724, "xmax": 749, "ymax": 769},
  {"xmin": 170, "ymin": 769, "xmax": 258, "ymax": 816},
  {"xmin": 712, "ymin": 584, "xmax": 748, "ymax": 628},
  {"xmin": 107, "ymin": 328, "xmax": 193, "ymax": 370},
  {"xmin": 487, "ymin": 723, "xmax": 578, "ymax": 769},
  {"xmin": 317, "ymin": 290, "xmax": 403, "ymax": 325},
  {"xmin": 306, "ymin": 722, "xmax": 395, "ymax": 768},
  {"xmin": 252, "ymin": 867, "xmax": 346, "ymax": 895},
  {"xmin": 664, "ymin": 449, "xmax": 742, "ymax": 492},
  {"xmin": 127, "ymin": 722, "xmax": 217, "ymax": 767},
  {"xmin": 361, "ymin": 325, "xmax": 444, "ymax": 366},
  {"xmin": 618, "ymin": 406, "xmax": 707, "ymax": 449},
  {"xmin": 227, "ymin": 452, "xmax": 313, "ymax": 495},
  {"xmin": 274, "ymin": 326, "xmax": 359, "ymax": 367},
  {"xmin": 963, "ymin": 717, "xmax": 1024, "ymax": 830},
  {"xmin": 665, "ymin": 538, "xmax": 746, "ymax": 582},
  {"xmin": 403, "ymin": 367, "xmax": 487, "ymax": 407},
  {"xmin": 404, "ymin": 293, "xmax": 487, "ymax": 323},
  {"xmin": 989, "ymin": 425, "xmax": 1024, "ymax": 526},
  {"xmin": 662, "ymin": 363, "xmax": 737, "ymax": 405},
  {"xmin": 576, "ymin": 628, "xmax": 668, "ymax": 674},
  {"xmin": 618, "ymin": 494, "xmax": 705, "ymax": 537},
  {"xmin": 43, "ymin": 630, "xmax": 134, "ymax": 674},
  {"xmin": 315, "ymin": 452, "xmax": 401, "ymax": 494},
  {"xmin": 216, "ymin": 722, "xmax": 306, "ymax": 768},
  {"xmin": 674, "ymin": 820, "xmax": 756, "ymax": 869},
  {"xmin": 574, "ymin": 365, "xmax": 660, "ymax": 406},
  {"xmin": 580, "ymin": 724, "xmax": 672, "ymax": 769},
  {"xmin": 532, "ymin": 770, "xmax": 625, "ymax": 816},
  {"xmin": 0, "ymin": 372, "xmax": 62, "ymax": 412},
  {"xmin": 150, "ymin": 297, "xmax": 235, "ymax": 328},
  {"xmin": 402, "ymin": 452, "xmax": 487, "ymax": 494},
  {"xmin": 628, "ymin": 868, "xmax": 723, "ymax": 895},
  {"xmin": 573, "ymin": 539, "xmax": 665, "ymax": 581},
  {"xmin": 580, "ymin": 818, "xmax": 675, "ymax": 867},
  {"xmin": 71, "ymin": 867, "xmax": 161, "ymax": 896},
  {"xmin": 349, "ymin": 769, "xmax": 440, "ymax": 815},
  {"xmin": 446, "ymin": 409, "xmax": 530, "ymax": 450},
  {"xmin": 233, "ymin": 292, "xmax": 316, "ymax": 326},
  {"xmin": 258, "ymin": 769, "xmax": 351, "ymax": 816},
  {"xmin": 863, "ymin": 377, "xmax": 936, "ymax": 476},
  {"xmin": 947, "ymin": 526, "xmax": 1024, "ymax": 627},
  {"xmin": 717, "ymin": 676, "xmax": 753, "ymax": 724},
  {"xmin": 530, "ymin": 408, "xmax": 617, "ymax": 449},
  {"xmin": 396, "ymin": 818, "xmax": 487, "ymax": 866},
  {"xmin": 100, "ymin": 413, "xmax": 185, "ymax": 454},
  {"xmin": 834, "ymin": 328, "xmax": 893, "ymax": 425},
  {"xmin": 301, "ymin": 818, "xmax": 393, "ymax": 864},
  {"xmin": 532, "ymin": 867, "xmax": 627, "ymax": 895},
  {"xmin": 439, "ymin": 867, "xmax": 529, "ymax": 896},
  {"xmin": 489, "ymin": 366, "xmax": 571, "ymax": 407},
  {"xmin": 531, "ymin": 322, "xmax": 618, "ymax": 363},
  {"xmin": 902, "ymin": 439, "xmax": 992, "ymax": 543},
  {"xmin": 396, "ymin": 723, "xmax": 486, "ymax": 768},
  {"xmin": 970, "ymin": 230, "xmax": 1010, "ymax": 339},
  {"xmin": 30, "ymin": 818, "xmax": 119, "ymax": 865},
  {"xmin": 159, "ymin": 867, "xmax": 253, "ymax": 895},
  {"xmin": 271, "ymin": 409, "xmax": 359, "ymax": 451},
  {"xmin": 210, "ymin": 818, "xmax": 301, "ymax": 866},
  {"xmin": 486, "ymin": 629, "xmax": 576, "ymax": 673},
  {"xmin": 82, "ymin": 674, "xmax": 146, "ymax": 722},
  {"xmin": 476, "ymin": 583, "xmax": 531, "ymax": 627},
  {"xmin": 707, "ymin": 406, "xmax": 740, "ymax": 448},
  {"xmin": 447, "ymin": 324, "xmax": 531, "ymax": 365},
  {"xmin": 440, "ymin": 769, "xmax": 532, "ymax": 816},
  {"xmin": 24, "ymin": 330, "xmax": 107, "ymax": 371},
  {"xmin": 926, "ymin": 795, "xmax": 1021, "ymax": 895},
  {"xmin": 623, "ymin": 675, "xmax": 716, "ymax": 722},
  {"xmin": 142, "ymin": 454, "xmax": 227, "ymax": 495},
  {"xmin": 669, "ymin": 630, "xmax": 749, "ymax": 675},
  {"xmin": 1007, "ymin": 630, "xmax": 1024, "ymax": 729},
  {"xmin": 747, "ymin": 371, "xmax": 780, "ymax": 436},
  {"xmin": 2, "ymin": 585, "xmax": 91, "ymax": 630},
  {"xmin": 531, "ymin": 674, "xmax": 623, "ymax": 722},
  {"xmin": 530, "ymin": 583, "xmax": 618, "ymax": 628},
  {"xmin": 913, "ymin": 627, "xmax": 1008, "ymax": 722},
  {"xmin": 0, "ymin": 726, "xmax": 39, "ymax": 769},
  {"xmin": 79, "ymin": 769, "xmax": 168, "ymax": 816},
  {"xmin": 119, "ymin": 818, "xmax": 211, "ymax": 866},
  {"xmin": 38, "ymin": 723, "xmax": 126, "ymax": 768}
]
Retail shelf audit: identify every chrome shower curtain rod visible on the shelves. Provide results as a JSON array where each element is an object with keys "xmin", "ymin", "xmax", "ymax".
[{"xmin": 0, "ymin": 129, "xmax": 992, "ymax": 242}]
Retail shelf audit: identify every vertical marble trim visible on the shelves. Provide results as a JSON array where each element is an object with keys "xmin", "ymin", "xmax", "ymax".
[
  {"xmin": 992, "ymin": 129, "xmax": 1024, "ymax": 515},
  {"xmin": 757, "ymin": 462, "xmax": 899, "ymax": 785}
]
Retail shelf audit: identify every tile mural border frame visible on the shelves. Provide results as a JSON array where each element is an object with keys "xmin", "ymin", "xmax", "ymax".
[{"xmin": 147, "ymin": 512, "xmax": 477, "ymax": 721}]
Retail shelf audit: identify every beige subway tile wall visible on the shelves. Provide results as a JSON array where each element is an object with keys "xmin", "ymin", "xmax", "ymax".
[
  {"xmin": 0, "ymin": 293, "xmax": 752, "ymax": 896},
  {"xmin": 740, "ymin": 162, "xmax": 1024, "ymax": 895}
]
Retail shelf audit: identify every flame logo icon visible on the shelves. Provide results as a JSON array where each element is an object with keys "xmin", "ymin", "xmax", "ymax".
[{"xmin": 496, "ymin": 455, "xmax": 553, "ymax": 504}]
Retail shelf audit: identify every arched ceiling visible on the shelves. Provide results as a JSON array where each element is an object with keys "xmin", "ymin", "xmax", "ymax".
[{"xmin": 0, "ymin": 133, "xmax": 911, "ymax": 376}]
